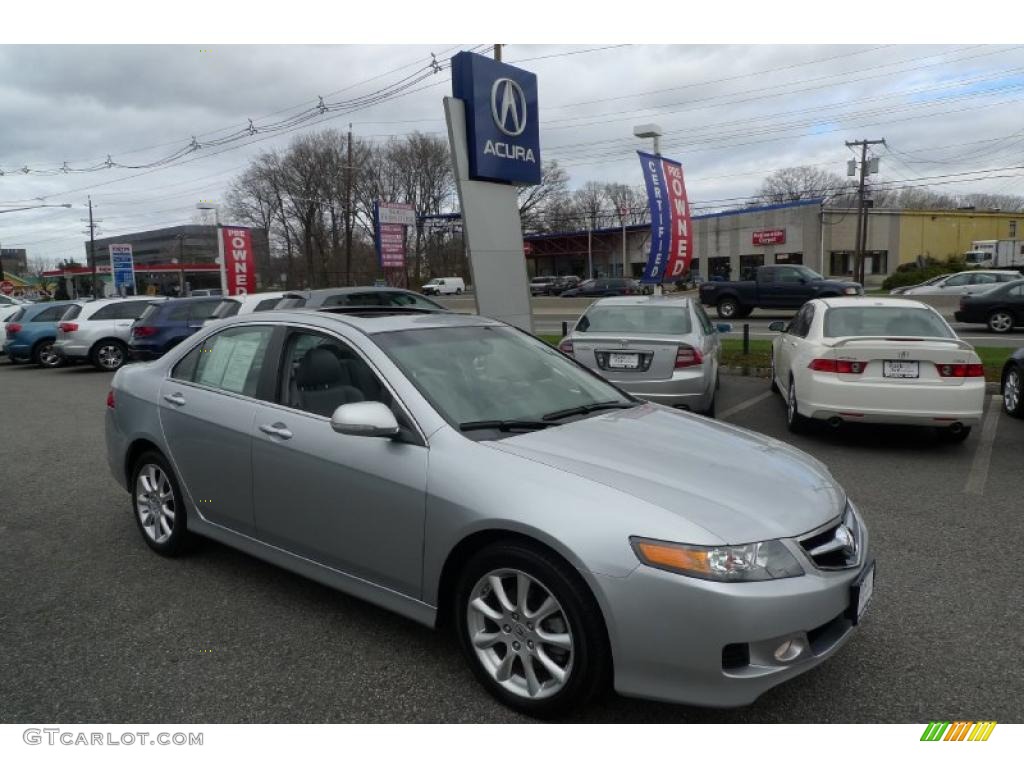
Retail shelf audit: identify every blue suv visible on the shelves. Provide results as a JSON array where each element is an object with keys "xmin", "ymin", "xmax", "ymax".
[
  {"xmin": 129, "ymin": 296, "xmax": 224, "ymax": 360},
  {"xmin": 3, "ymin": 300, "xmax": 83, "ymax": 367}
]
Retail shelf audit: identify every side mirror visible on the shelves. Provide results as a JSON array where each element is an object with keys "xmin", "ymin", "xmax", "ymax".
[
  {"xmin": 330, "ymin": 401, "xmax": 400, "ymax": 438},
  {"xmin": 716, "ymin": 322, "xmax": 732, "ymax": 333},
  {"xmin": 768, "ymin": 321, "xmax": 787, "ymax": 332}
]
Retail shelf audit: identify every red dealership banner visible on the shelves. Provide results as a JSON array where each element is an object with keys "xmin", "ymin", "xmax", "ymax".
[
  {"xmin": 638, "ymin": 151, "xmax": 692, "ymax": 283},
  {"xmin": 753, "ymin": 229, "xmax": 786, "ymax": 246},
  {"xmin": 221, "ymin": 227, "xmax": 257, "ymax": 296}
]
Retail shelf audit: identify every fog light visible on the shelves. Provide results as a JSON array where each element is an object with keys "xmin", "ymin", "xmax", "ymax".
[{"xmin": 773, "ymin": 637, "xmax": 808, "ymax": 663}]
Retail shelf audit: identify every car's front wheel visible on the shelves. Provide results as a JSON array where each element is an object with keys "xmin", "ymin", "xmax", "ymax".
[
  {"xmin": 1003, "ymin": 364, "xmax": 1023, "ymax": 418},
  {"xmin": 131, "ymin": 451, "xmax": 190, "ymax": 556},
  {"xmin": 988, "ymin": 310, "xmax": 1014, "ymax": 334},
  {"xmin": 716, "ymin": 297, "xmax": 740, "ymax": 319},
  {"xmin": 786, "ymin": 379, "xmax": 808, "ymax": 433},
  {"xmin": 454, "ymin": 541, "xmax": 609, "ymax": 718}
]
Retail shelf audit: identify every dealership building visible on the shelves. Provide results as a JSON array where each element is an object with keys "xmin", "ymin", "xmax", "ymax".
[{"xmin": 524, "ymin": 200, "xmax": 1022, "ymax": 284}]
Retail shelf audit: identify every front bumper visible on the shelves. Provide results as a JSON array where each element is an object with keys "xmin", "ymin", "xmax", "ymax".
[
  {"xmin": 597, "ymin": 539, "xmax": 872, "ymax": 707},
  {"xmin": 800, "ymin": 374, "xmax": 985, "ymax": 426}
]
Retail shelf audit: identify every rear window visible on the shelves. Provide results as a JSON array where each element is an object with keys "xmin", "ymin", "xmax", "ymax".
[
  {"xmin": 823, "ymin": 307, "xmax": 953, "ymax": 338},
  {"xmin": 577, "ymin": 305, "xmax": 693, "ymax": 335},
  {"xmin": 188, "ymin": 300, "xmax": 223, "ymax": 320},
  {"xmin": 62, "ymin": 305, "xmax": 83, "ymax": 321},
  {"xmin": 137, "ymin": 304, "xmax": 160, "ymax": 323},
  {"xmin": 7, "ymin": 308, "xmax": 26, "ymax": 322},
  {"xmin": 253, "ymin": 298, "xmax": 281, "ymax": 312}
]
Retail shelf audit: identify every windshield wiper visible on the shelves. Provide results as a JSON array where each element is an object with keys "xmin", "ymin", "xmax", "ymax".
[
  {"xmin": 459, "ymin": 419, "xmax": 553, "ymax": 433},
  {"xmin": 542, "ymin": 400, "xmax": 635, "ymax": 422}
]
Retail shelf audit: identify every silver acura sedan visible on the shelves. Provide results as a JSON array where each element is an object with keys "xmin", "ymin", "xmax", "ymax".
[
  {"xmin": 558, "ymin": 296, "xmax": 729, "ymax": 417},
  {"xmin": 105, "ymin": 307, "xmax": 874, "ymax": 717}
]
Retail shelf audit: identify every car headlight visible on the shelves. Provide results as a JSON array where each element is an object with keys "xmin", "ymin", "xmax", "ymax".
[
  {"xmin": 843, "ymin": 286, "xmax": 860, "ymax": 295},
  {"xmin": 630, "ymin": 536, "xmax": 804, "ymax": 582}
]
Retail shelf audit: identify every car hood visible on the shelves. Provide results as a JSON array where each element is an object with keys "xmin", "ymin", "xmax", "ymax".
[{"xmin": 487, "ymin": 403, "xmax": 845, "ymax": 544}]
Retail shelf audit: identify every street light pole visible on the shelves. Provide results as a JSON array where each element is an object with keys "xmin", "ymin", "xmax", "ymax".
[{"xmin": 196, "ymin": 202, "xmax": 224, "ymax": 294}]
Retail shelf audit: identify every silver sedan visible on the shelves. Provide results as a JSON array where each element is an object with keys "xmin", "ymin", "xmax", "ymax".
[
  {"xmin": 559, "ymin": 295, "xmax": 728, "ymax": 416},
  {"xmin": 105, "ymin": 308, "xmax": 873, "ymax": 717}
]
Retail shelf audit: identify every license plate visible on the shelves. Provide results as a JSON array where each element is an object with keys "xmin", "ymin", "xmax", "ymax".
[
  {"xmin": 883, "ymin": 360, "xmax": 919, "ymax": 378},
  {"xmin": 850, "ymin": 561, "xmax": 875, "ymax": 624},
  {"xmin": 608, "ymin": 353, "xmax": 640, "ymax": 369}
]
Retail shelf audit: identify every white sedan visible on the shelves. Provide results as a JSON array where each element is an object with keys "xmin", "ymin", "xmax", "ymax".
[{"xmin": 769, "ymin": 297, "xmax": 985, "ymax": 442}]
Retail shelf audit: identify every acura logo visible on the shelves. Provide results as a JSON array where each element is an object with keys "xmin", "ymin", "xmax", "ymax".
[
  {"xmin": 491, "ymin": 78, "xmax": 528, "ymax": 137},
  {"xmin": 835, "ymin": 525, "xmax": 855, "ymax": 556}
]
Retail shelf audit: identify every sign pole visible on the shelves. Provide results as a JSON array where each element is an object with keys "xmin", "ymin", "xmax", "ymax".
[{"xmin": 217, "ymin": 224, "xmax": 227, "ymax": 294}]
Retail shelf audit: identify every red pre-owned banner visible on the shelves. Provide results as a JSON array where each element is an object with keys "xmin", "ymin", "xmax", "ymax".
[
  {"xmin": 221, "ymin": 227, "xmax": 257, "ymax": 296},
  {"xmin": 661, "ymin": 161, "xmax": 692, "ymax": 280}
]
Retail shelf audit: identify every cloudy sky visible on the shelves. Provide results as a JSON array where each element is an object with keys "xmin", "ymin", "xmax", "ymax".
[{"xmin": 2, "ymin": 43, "xmax": 1024, "ymax": 265}]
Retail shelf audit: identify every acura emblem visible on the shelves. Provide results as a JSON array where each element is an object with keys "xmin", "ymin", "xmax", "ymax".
[
  {"xmin": 835, "ymin": 525, "xmax": 855, "ymax": 555},
  {"xmin": 491, "ymin": 78, "xmax": 528, "ymax": 137}
]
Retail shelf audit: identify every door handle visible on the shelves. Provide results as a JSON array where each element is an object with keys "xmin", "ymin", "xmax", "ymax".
[
  {"xmin": 163, "ymin": 393, "xmax": 186, "ymax": 406},
  {"xmin": 259, "ymin": 423, "xmax": 293, "ymax": 440}
]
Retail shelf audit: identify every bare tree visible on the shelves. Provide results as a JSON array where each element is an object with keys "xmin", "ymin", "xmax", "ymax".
[
  {"xmin": 574, "ymin": 181, "xmax": 610, "ymax": 231},
  {"xmin": 757, "ymin": 166, "xmax": 854, "ymax": 205},
  {"xmin": 519, "ymin": 160, "xmax": 570, "ymax": 231}
]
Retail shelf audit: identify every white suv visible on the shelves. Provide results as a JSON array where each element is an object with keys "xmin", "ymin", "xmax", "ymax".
[
  {"xmin": 421, "ymin": 277, "xmax": 465, "ymax": 296},
  {"xmin": 54, "ymin": 297, "xmax": 167, "ymax": 371}
]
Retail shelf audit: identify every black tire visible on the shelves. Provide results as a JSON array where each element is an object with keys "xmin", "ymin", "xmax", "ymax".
[
  {"xmin": 987, "ymin": 310, "xmax": 1015, "ymax": 334},
  {"xmin": 130, "ymin": 450, "xmax": 190, "ymax": 557},
  {"xmin": 456, "ymin": 288, "xmax": 463, "ymax": 295},
  {"xmin": 32, "ymin": 338, "xmax": 62, "ymax": 368},
  {"xmin": 453, "ymin": 540, "xmax": 610, "ymax": 718},
  {"xmin": 716, "ymin": 297, "xmax": 741, "ymax": 319},
  {"xmin": 938, "ymin": 426, "xmax": 972, "ymax": 444},
  {"xmin": 769, "ymin": 354, "xmax": 780, "ymax": 393},
  {"xmin": 91, "ymin": 339, "xmax": 128, "ymax": 372},
  {"xmin": 1001, "ymin": 364, "xmax": 1023, "ymax": 418},
  {"xmin": 786, "ymin": 378, "xmax": 809, "ymax": 433},
  {"xmin": 702, "ymin": 394, "xmax": 716, "ymax": 418}
]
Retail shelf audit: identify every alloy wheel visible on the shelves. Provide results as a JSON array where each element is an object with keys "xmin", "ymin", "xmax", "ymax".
[
  {"xmin": 97, "ymin": 343, "xmax": 125, "ymax": 371},
  {"xmin": 1005, "ymin": 368, "xmax": 1021, "ymax": 414},
  {"xmin": 787, "ymin": 381, "xmax": 797, "ymax": 424},
  {"xmin": 989, "ymin": 312, "xmax": 1013, "ymax": 333},
  {"xmin": 135, "ymin": 463, "xmax": 176, "ymax": 544},
  {"xmin": 38, "ymin": 342, "xmax": 61, "ymax": 367},
  {"xmin": 466, "ymin": 569, "xmax": 574, "ymax": 700}
]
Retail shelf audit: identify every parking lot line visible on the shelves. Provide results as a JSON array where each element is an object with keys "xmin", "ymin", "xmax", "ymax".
[
  {"xmin": 718, "ymin": 391, "xmax": 774, "ymax": 420},
  {"xmin": 964, "ymin": 395, "xmax": 1002, "ymax": 496}
]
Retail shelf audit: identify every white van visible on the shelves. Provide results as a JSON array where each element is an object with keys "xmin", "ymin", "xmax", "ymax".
[{"xmin": 421, "ymin": 277, "xmax": 466, "ymax": 296}]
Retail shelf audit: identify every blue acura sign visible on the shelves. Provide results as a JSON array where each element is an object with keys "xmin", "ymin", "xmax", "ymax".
[{"xmin": 451, "ymin": 51, "xmax": 541, "ymax": 185}]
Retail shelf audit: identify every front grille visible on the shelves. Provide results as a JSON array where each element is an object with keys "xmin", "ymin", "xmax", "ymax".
[{"xmin": 799, "ymin": 503, "xmax": 862, "ymax": 570}]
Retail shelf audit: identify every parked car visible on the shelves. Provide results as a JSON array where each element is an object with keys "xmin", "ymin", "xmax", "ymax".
[
  {"xmin": 558, "ymin": 296, "xmax": 729, "ymax": 416},
  {"xmin": 0, "ymin": 304, "xmax": 23, "ymax": 353},
  {"xmin": 901, "ymin": 270, "xmax": 1022, "ymax": 296},
  {"xmin": 128, "ymin": 296, "xmax": 224, "ymax": 360},
  {"xmin": 54, "ymin": 297, "xmax": 167, "ymax": 372},
  {"xmin": 699, "ymin": 265, "xmax": 862, "ymax": 319},
  {"xmin": 1001, "ymin": 346, "xmax": 1024, "ymax": 418},
  {"xmin": 207, "ymin": 291, "xmax": 290, "ymax": 322},
  {"xmin": 2, "ymin": 300, "xmax": 83, "ymax": 366},
  {"xmin": 889, "ymin": 273, "xmax": 951, "ymax": 296},
  {"xmin": 768, "ymin": 297, "xmax": 985, "ymax": 442},
  {"xmin": 420, "ymin": 277, "xmax": 465, "ymax": 296},
  {"xmin": 547, "ymin": 275, "xmax": 581, "ymax": 295},
  {"xmin": 529, "ymin": 276, "xmax": 557, "ymax": 296},
  {"xmin": 188, "ymin": 288, "xmax": 223, "ymax": 297},
  {"xmin": 0, "ymin": 294, "xmax": 28, "ymax": 308},
  {"xmin": 953, "ymin": 279, "xmax": 1024, "ymax": 333},
  {"xmin": 106, "ymin": 307, "xmax": 872, "ymax": 716},
  {"xmin": 277, "ymin": 287, "xmax": 446, "ymax": 311},
  {"xmin": 559, "ymin": 277, "xmax": 638, "ymax": 298}
]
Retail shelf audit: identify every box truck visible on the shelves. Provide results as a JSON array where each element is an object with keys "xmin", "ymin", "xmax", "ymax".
[{"xmin": 964, "ymin": 239, "xmax": 1024, "ymax": 268}]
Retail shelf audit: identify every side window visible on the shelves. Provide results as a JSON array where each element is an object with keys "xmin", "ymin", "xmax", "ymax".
[
  {"xmin": 693, "ymin": 302, "xmax": 714, "ymax": 334},
  {"xmin": 280, "ymin": 330, "xmax": 392, "ymax": 418},
  {"xmin": 757, "ymin": 269, "xmax": 775, "ymax": 284},
  {"xmin": 173, "ymin": 326, "xmax": 274, "ymax": 398},
  {"xmin": 997, "ymin": 273, "xmax": 1017, "ymax": 283},
  {"xmin": 90, "ymin": 303, "xmax": 123, "ymax": 321},
  {"xmin": 36, "ymin": 306, "xmax": 70, "ymax": 322},
  {"xmin": 945, "ymin": 274, "xmax": 970, "ymax": 286},
  {"xmin": 775, "ymin": 267, "xmax": 803, "ymax": 284},
  {"xmin": 117, "ymin": 301, "xmax": 154, "ymax": 320},
  {"xmin": 972, "ymin": 274, "xmax": 997, "ymax": 285}
]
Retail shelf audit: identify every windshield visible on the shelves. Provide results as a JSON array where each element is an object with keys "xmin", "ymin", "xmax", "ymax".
[
  {"xmin": 374, "ymin": 325, "xmax": 633, "ymax": 429},
  {"xmin": 794, "ymin": 266, "xmax": 824, "ymax": 280},
  {"xmin": 823, "ymin": 307, "xmax": 954, "ymax": 338},
  {"xmin": 578, "ymin": 304, "xmax": 692, "ymax": 335}
]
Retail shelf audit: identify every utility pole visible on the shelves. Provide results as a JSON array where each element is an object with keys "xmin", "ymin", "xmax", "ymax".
[
  {"xmin": 845, "ymin": 139, "xmax": 885, "ymax": 286},
  {"xmin": 345, "ymin": 123, "xmax": 354, "ymax": 285},
  {"xmin": 86, "ymin": 196, "xmax": 99, "ymax": 297},
  {"xmin": 493, "ymin": 44, "xmax": 502, "ymax": 62}
]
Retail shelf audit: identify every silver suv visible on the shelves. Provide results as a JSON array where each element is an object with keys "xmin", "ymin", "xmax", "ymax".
[{"xmin": 55, "ymin": 297, "xmax": 167, "ymax": 371}]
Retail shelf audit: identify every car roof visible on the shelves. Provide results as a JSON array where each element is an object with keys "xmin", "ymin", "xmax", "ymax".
[
  {"xmin": 220, "ymin": 307, "xmax": 500, "ymax": 337},
  {"xmin": 590, "ymin": 295, "xmax": 690, "ymax": 307},
  {"xmin": 817, "ymin": 296, "xmax": 933, "ymax": 310},
  {"xmin": 286, "ymin": 286, "xmax": 420, "ymax": 297}
]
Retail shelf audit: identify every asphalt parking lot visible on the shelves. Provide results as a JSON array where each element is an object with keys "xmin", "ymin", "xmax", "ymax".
[{"xmin": 1, "ymin": 361, "xmax": 1022, "ymax": 723}]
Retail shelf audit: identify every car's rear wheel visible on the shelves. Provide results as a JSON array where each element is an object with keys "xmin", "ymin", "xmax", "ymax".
[
  {"xmin": 92, "ymin": 340, "xmax": 128, "ymax": 372},
  {"xmin": 131, "ymin": 451, "xmax": 189, "ymax": 556},
  {"xmin": 456, "ymin": 288, "xmax": 463, "ymax": 295},
  {"xmin": 33, "ymin": 339, "xmax": 62, "ymax": 368},
  {"xmin": 1003, "ymin": 364, "xmax": 1023, "ymax": 418},
  {"xmin": 786, "ymin": 379, "xmax": 808, "ymax": 433},
  {"xmin": 716, "ymin": 297, "xmax": 740, "ymax": 319},
  {"xmin": 987, "ymin": 310, "xmax": 1014, "ymax": 334},
  {"xmin": 938, "ymin": 425, "xmax": 972, "ymax": 444},
  {"xmin": 454, "ymin": 541, "xmax": 609, "ymax": 718}
]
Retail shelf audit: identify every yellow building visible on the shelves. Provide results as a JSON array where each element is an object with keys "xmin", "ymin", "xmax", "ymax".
[{"xmin": 896, "ymin": 209, "xmax": 1021, "ymax": 266}]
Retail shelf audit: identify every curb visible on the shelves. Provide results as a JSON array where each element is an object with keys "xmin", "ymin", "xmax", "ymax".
[{"xmin": 721, "ymin": 366, "xmax": 1002, "ymax": 394}]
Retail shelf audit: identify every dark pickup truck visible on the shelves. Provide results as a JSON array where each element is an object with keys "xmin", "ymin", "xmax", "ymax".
[{"xmin": 698, "ymin": 264, "xmax": 862, "ymax": 318}]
